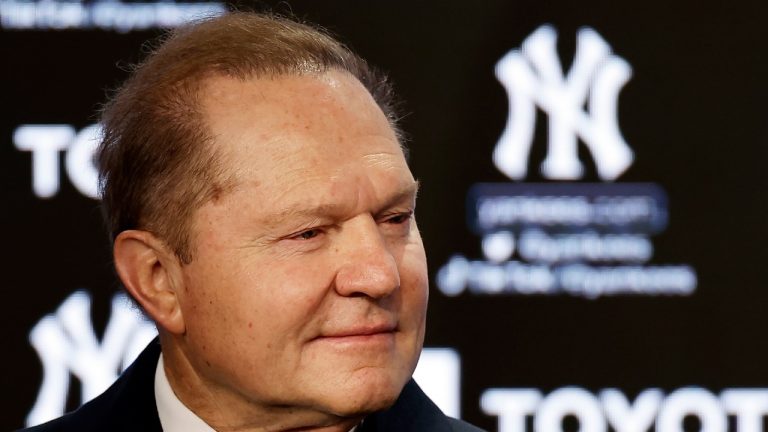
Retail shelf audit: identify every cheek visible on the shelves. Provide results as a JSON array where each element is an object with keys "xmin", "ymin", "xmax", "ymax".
[
  {"xmin": 179, "ymin": 256, "xmax": 263, "ymax": 342},
  {"xmin": 399, "ymin": 245, "xmax": 429, "ymax": 323},
  {"xmin": 214, "ymin": 257, "xmax": 334, "ymax": 339}
]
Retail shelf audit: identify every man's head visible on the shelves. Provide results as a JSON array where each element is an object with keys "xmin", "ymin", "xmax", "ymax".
[
  {"xmin": 102, "ymin": 12, "xmax": 428, "ymax": 431},
  {"xmin": 99, "ymin": 12, "xmax": 401, "ymax": 263}
]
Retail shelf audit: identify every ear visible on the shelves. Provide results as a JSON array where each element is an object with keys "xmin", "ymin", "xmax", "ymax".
[{"xmin": 113, "ymin": 230, "xmax": 186, "ymax": 335}]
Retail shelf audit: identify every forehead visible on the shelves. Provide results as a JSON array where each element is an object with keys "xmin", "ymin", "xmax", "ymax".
[
  {"xmin": 196, "ymin": 71, "xmax": 412, "ymax": 214},
  {"xmin": 199, "ymin": 71, "xmax": 404, "ymax": 181}
]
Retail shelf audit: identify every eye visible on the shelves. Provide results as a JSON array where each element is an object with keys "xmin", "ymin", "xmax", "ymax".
[
  {"xmin": 384, "ymin": 211, "xmax": 413, "ymax": 225},
  {"xmin": 293, "ymin": 228, "xmax": 322, "ymax": 240}
]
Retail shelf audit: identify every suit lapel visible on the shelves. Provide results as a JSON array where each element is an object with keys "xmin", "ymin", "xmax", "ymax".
[{"xmin": 99, "ymin": 338, "xmax": 164, "ymax": 431}]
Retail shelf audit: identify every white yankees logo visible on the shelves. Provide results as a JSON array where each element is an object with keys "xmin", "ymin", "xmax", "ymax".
[
  {"xmin": 494, "ymin": 25, "xmax": 634, "ymax": 181},
  {"xmin": 26, "ymin": 291, "xmax": 156, "ymax": 426}
]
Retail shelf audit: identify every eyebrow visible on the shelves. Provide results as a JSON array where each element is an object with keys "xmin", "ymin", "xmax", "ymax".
[
  {"xmin": 263, "ymin": 180, "xmax": 420, "ymax": 230},
  {"xmin": 375, "ymin": 179, "xmax": 420, "ymax": 213}
]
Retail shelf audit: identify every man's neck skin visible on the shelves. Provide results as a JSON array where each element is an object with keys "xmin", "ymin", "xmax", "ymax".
[{"xmin": 160, "ymin": 336, "xmax": 363, "ymax": 432}]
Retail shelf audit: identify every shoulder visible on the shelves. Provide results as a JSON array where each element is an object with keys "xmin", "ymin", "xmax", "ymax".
[
  {"xmin": 446, "ymin": 416, "xmax": 487, "ymax": 432},
  {"xmin": 16, "ymin": 395, "xmax": 117, "ymax": 432},
  {"xmin": 17, "ymin": 409, "xmax": 90, "ymax": 432},
  {"xmin": 16, "ymin": 339, "xmax": 163, "ymax": 432}
]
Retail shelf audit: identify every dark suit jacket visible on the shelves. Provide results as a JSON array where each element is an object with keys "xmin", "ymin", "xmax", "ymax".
[{"xmin": 20, "ymin": 339, "xmax": 484, "ymax": 431}]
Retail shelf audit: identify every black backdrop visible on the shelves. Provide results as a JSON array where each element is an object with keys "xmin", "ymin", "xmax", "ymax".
[{"xmin": 5, "ymin": 1, "xmax": 768, "ymax": 431}]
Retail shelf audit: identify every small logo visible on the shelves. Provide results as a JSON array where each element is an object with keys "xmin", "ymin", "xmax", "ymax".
[
  {"xmin": 14, "ymin": 124, "xmax": 101, "ymax": 199},
  {"xmin": 494, "ymin": 25, "xmax": 634, "ymax": 181},
  {"xmin": 0, "ymin": 0, "xmax": 226, "ymax": 32}
]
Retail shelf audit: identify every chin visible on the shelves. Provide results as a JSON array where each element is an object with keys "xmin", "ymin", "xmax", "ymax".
[{"xmin": 320, "ymin": 368, "xmax": 409, "ymax": 416}]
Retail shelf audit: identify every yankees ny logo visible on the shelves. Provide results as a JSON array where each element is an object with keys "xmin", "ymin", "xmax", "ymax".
[
  {"xmin": 26, "ymin": 291, "xmax": 157, "ymax": 427},
  {"xmin": 494, "ymin": 25, "xmax": 634, "ymax": 181}
]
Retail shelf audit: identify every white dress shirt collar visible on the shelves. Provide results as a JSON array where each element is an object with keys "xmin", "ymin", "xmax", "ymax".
[{"xmin": 155, "ymin": 354, "xmax": 216, "ymax": 432}]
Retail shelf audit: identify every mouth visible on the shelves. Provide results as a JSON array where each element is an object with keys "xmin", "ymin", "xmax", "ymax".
[{"xmin": 313, "ymin": 322, "xmax": 398, "ymax": 345}]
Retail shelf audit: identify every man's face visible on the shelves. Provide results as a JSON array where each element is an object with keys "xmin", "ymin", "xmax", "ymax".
[{"xmin": 174, "ymin": 71, "xmax": 428, "ymax": 419}]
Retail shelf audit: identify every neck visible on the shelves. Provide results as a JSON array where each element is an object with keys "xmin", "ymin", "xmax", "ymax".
[{"xmin": 159, "ymin": 335, "xmax": 362, "ymax": 432}]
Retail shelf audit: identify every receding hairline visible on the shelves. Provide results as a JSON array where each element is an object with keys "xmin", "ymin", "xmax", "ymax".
[{"xmin": 190, "ymin": 68, "xmax": 409, "ymax": 206}]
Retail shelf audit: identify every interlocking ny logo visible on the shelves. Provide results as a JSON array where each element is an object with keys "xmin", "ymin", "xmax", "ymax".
[
  {"xmin": 494, "ymin": 25, "xmax": 634, "ymax": 181},
  {"xmin": 26, "ymin": 291, "xmax": 157, "ymax": 427}
]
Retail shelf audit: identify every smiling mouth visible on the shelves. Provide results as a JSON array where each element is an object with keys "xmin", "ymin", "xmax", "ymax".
[{"xmin": 314, "ymin": 323, "xmax": 398, "ymax": 343}]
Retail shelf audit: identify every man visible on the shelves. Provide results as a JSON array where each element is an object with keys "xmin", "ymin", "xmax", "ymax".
[{"xmin": 22, "ymin": 11, "xmax": 483, "ymax": 432}]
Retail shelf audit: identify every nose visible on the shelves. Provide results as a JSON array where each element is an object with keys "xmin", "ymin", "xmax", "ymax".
[{"xmin": 333, "ymin": 216, "xmax": 400, "ymax": 299}]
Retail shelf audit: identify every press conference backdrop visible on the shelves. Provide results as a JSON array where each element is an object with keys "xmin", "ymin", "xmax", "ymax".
[{"xmin": 4, "ymin": 1, "xmax": 768, "ymax": 430}]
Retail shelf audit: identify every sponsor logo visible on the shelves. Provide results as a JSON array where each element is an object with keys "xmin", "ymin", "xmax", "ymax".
[
  {"xmin": 482, "ymin": 387, "xmax": 768, "ymax": 432},
  {"xmin": 435, "ymin": 25, "xmax": 696, "ymax": 298},
  {"xmin": 0, "ymin": 0, "xmax": 225, "ymax": 32},
  {"xmin": 14, "ymin": 124, "xmax": 100, "ymax": 199}
]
